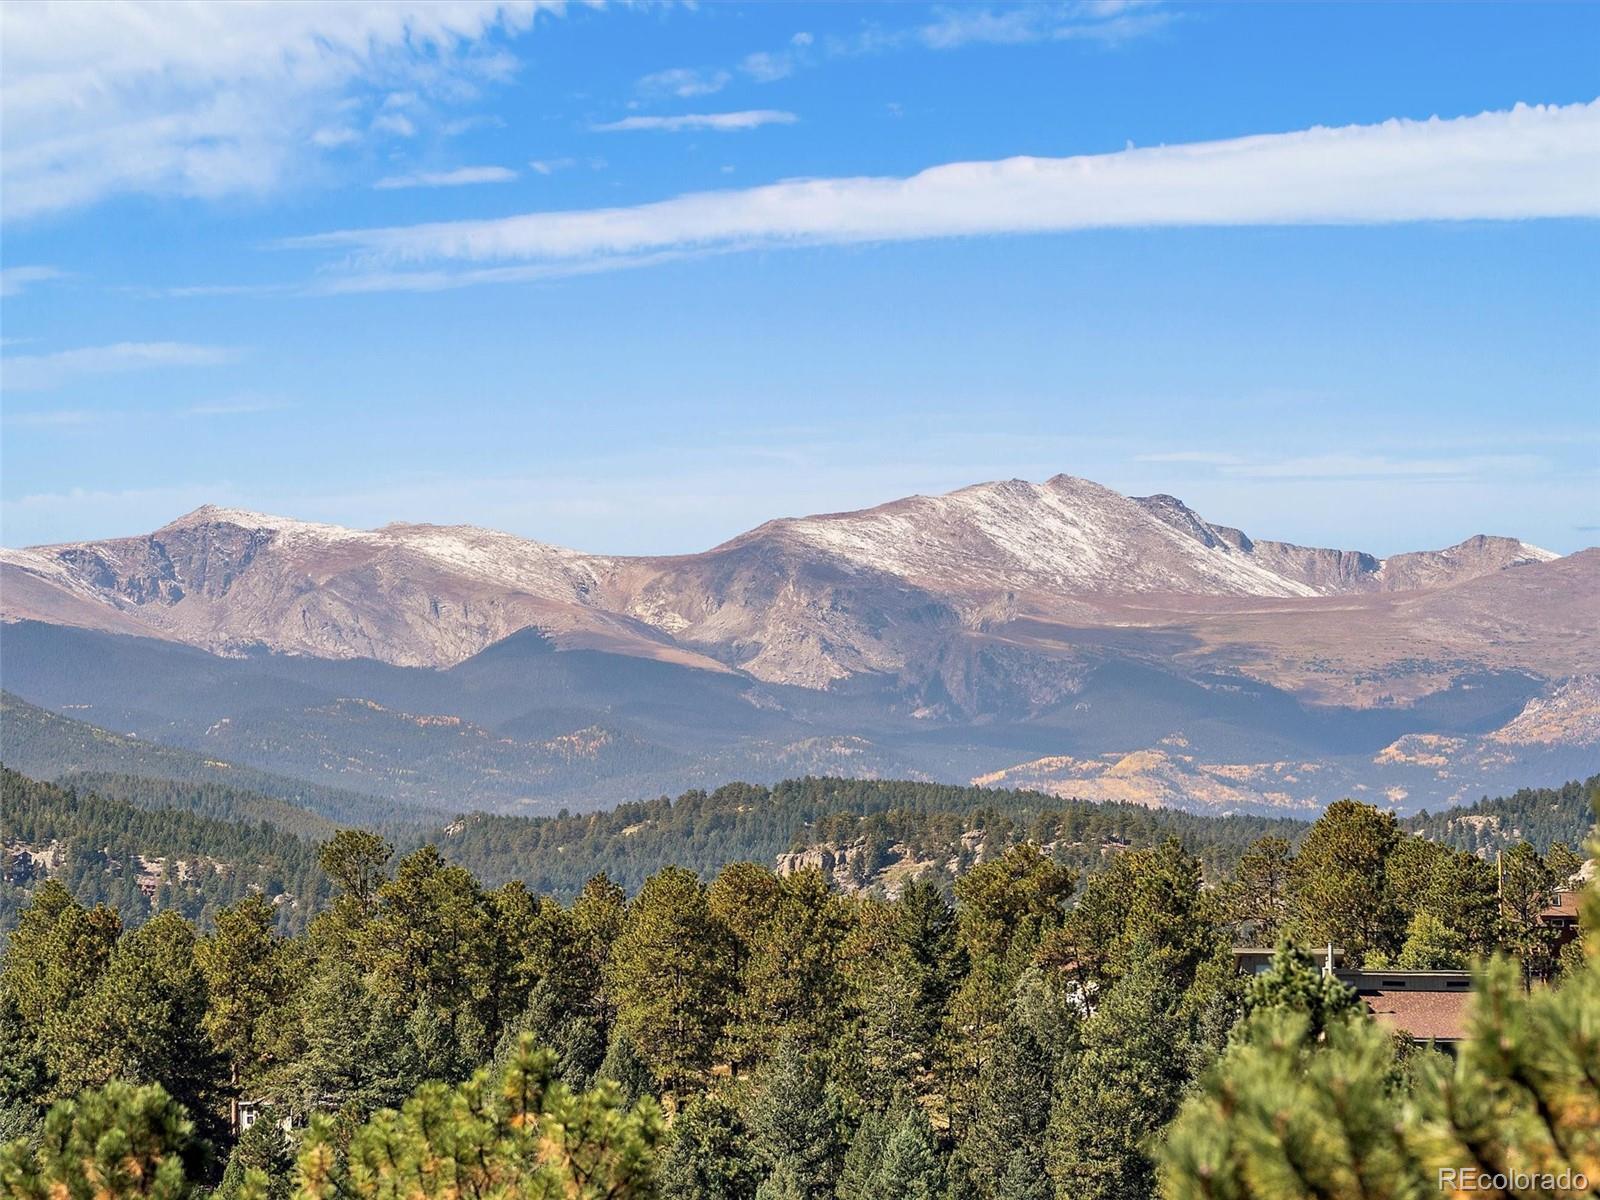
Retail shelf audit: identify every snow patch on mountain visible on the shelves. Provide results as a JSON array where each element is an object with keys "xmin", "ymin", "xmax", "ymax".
[
  {"xmin": 3, "ymin": 475, "xmax": 1575, "ymax": 682},
  {"xmin": 757, "ymin": 474, "xmax": 1319, "ymax": 598}
]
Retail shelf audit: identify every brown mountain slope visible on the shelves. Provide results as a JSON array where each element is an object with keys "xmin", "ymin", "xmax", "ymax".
[{"xmin": 0, "ymin": 476, "xmax": 1582, "ymax": 709}]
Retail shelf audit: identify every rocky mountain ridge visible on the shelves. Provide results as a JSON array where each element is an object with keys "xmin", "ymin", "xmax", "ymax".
[
  {"xmin": 0, "ymin": 474, "xmax": 1561, "ymax": 687},
  {"xmin": 1132, "ymin": 493, "xmax": 1554, "ymax": 593},
  {"xmin": 2, "ymin": 475, "xmax": 1590, "ymax": 817}
]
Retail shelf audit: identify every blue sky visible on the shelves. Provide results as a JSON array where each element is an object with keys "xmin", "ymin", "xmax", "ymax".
[{"xmin": 2, "ymin": 1, "xmax": 1596, "ymax": 555}]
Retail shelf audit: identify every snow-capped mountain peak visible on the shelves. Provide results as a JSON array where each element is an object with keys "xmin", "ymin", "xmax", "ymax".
[{"xmin": 2, "ymin": 473, "xmax": 1571, "ymax": 679}]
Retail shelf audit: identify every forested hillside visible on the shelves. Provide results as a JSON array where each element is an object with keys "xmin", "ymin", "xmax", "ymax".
[
  {"xmin": 2, "ymin": 792, "xmax": 1592, "ymax": 1199},
  {"xmin": 4, "ymin": 769, "xmax": 1302, "ymax": 936},
  {"xmin": 54, "ymin": 771, "xmax": 338, "ymax": 840},
  {"xmin": 1405, "ymin": 773, "xmax": 1600, "ymax": 854},
  {"xmin": 0, "ymin": 692, "xmax": 427, "ymax": 827},
  {"xmin": 7, "ymin": 763, "xmax": 1597, "ymax": 942},
  {"xmin": 0, "ymin": 769, "xmax": 330, "ymax": 937},
  {"xmin": 429, "ymin": 777, "xmax": 1309, "ymax": 899}
]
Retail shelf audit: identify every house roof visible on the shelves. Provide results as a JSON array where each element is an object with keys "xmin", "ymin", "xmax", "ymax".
[
  {"xmin": 1360, "ymin": 988, "xmax": 1471, "ymax": 1043},
  {"xmin": 1541, "ymin": 890, "xmax": 1582, "ymax": 920}
]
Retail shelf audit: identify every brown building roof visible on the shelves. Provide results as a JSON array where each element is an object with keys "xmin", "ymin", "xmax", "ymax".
[
  {"xmin": 1360, "ymin": 988, "xmax": 1471, "ymax": 1043},
  {"xmin": 1541, "ymin": 890, "xmax": 1582, "ymax": 921}
]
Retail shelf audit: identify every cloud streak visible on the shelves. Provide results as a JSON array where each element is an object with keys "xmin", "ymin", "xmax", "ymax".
[
  {"xmin": 373, "ymin": 166, "xmax": 519, "ymax": 189},
  {"xmin": 0, "ymin": 266, "xmax": 64, "ymax": 297},
  {"xmin": 1219, "ymin": 453, "xmax": 1544, "ymax": 481},
  {"xmin": 675, "ymin": 5, "xmax": 1168, "ymax": 91},
  {"xmin": 286, "ymin": 100, "xmax": 1600, "ymax": 291},
  {"xmin": 915, "ymin": 3, "xmax": 1172, "ymax": 50},
  {"xmin": 185, "ymin": 396, "xmax": 290, "ymax": 417},
  {"xmin": 591, "ymin": 110, "xmax": 798, "ymax": 134},
  {"xmin": 0, "ymin": 1, "xmax": 558, "ymax": 219},
  {"xmin": 637, "ymin": 66, "xmax": 731, "ymax": 98},
  {"xmin": 2, "ymin": 342, "xmax": 238, "ymax": 392}
]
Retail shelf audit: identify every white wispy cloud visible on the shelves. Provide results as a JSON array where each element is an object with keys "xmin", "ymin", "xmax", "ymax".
[
  {"xmin": 185, "ymin": 396, "xmax": 290, "ymax": 417},
  {"xmin": 1133, "ymin": 451, "xmax": 1246, "ymax": 465},
  {"xmin": 443, "ymin": 113, "xmax": 506, "ymax": 137},
  {"xmin": 638, "ymin": 66, "xmax": 731, "ymax": 98},
  {"xmin": 1220, "ymin": 453, "xmax": 1544, "ymax": 481},
  {"xmin": 311, "ymin": 126, "xmax": 362, "ymax": 149},
  {"xmin": 371, "ymin": 112, "xmax": 418, "ymax": 138},
  {"xmin": 2, "ymin": 342, "xmax": 238, "ymax": 392},
  {"xmin": 287, "ymin": 100, "xmax": 1600, "ymax": 292},
  {"xmin": 0, "ymin": 1, "xmax": 559, "ymax": 219},
  {"xmin": 915, "ymin": 2, "xmax": 1171, "ymax": 50},
  {"xmin": 0, "ymin": 395, "xmax": 286, "ymax": 433},
  {"xmin": 134, "ymin": 282, "xmax": 301, "ymax": 300},
  {"xmin": 739, "ymin": 32, "xmax": 816, "ymax": 83},
  {"xmin": 591, "ymin": 110, "xmax": 798, "ymax": 134},
  {"xmin": 0, "ymin": 265, "xmax": 65, "ymax": 297},
  {"xmin": 719, "ymin": 6, "xmax": 1161, "ymax": 88},
  {"xmin": 529, "ymin": 157, "xmax": 576, "ymax": 175},
  {"xmin": 373, "ymin": 166, "xmax": 518, "ymax": 189}
]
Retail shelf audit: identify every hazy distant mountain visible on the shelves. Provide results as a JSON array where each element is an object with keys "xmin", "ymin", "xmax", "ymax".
[
  {"xmin": 2, "ymin": 475, "xmax": 1592, "ymax": 816},
  {"xmin": 0, "ymin": 506, "xmax": 705, "ymax": 671},
  {"xmin": 0, "ymin": 475, "xmax": 1561, "ymax": 684}
]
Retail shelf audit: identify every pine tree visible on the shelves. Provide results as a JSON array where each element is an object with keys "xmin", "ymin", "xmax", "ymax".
[
  {"xmin": 292, "ymin": 1034, "xmax": 663, "ymax": 1199},
  {"xmin": 993, "ymin": 1151, "xmax": 1052, "ymax": 1200},
  {"xmin": 1413, "ymin": 846, "xmax": 1499, "ymax": 957},
  {"xmin": 0, "ymin": 879, "xmax": 120, "ymax": 1086},
  {"xmin": 873, "ymin": 1105, "xmax": 945, "ymax": 1200},
  {"xmin": 51, "ymin": 910, "xmax": 226, "ymax": 1144},
  {"xmin": 754, "ymin": 1159, "xmax": 810, "ymax": 1200},
  {"xmin": 953, "ymin": 845, "xmax": 1075, "ymax": 968},
  {"xmin": 1047, "ymin": 956, "xmax": 1191, "ymax": 1200},
  {"xmin": 570, "ymin": 871, "xmax": 628, "ymax": 1025},
  {"xmin": 659, "ymin": 1093, "xmax": 760, "ymax": 1200},
  {"xmin": 853, "ymin": 879, "xmax": 962, "ymax": 1106},
  {"xmin": 1159, "ymin": 1006, "xmax": 1410, "ymax": 1200},
  {"xmin": 290, "ymin": 960, "xmax": 420, "ymax": 1121},
  {"xmin": 315, "ymin": 830, "xmax": 391, "ymax": 910},
  {"xmin": 492, "ymin": 975, "xmax": 606, "ymax": 1091},
  {"xmin": 597, "ymin": 1027, "xmax": 657, "ymax": 1106},
  {"xmin": 939, "ymin": 955, "xmax": 1012, "ymax": 1142},
  {"xmin": 217, "ymin": 1110, "xmax": 293, "ymax": 1200},
  {"xmin": 196, "ymin": 895, "xmax": 300, "ymax": 1107},
  {"xmin": 941, "ymin": 846, "xmax": 1075, "ymax": 1143},
  {"xmin": 0, "ymin": 1080, "xmax": 209, "ymax": 1200},
  {"xmin": 0, "ymin": 988, "xmax": 49, "ymax": 1142},
  {"xmin": 955, "ymin": 973, "xmax": 1060, "ymax": 1199},
  {"xmin": 1287, "ymin": 800, "xmax": 1403, "ymax": 963},
  {"xmin": 1391, "ymin": 909, "xmax": 1469, "ymax": 970},
  {"xmin": 1241, "ymin": 939, "xmax": 1357, "ymax": 1038},
  {"xmin": 571, "ymin": 871, "xmax": 629, "ymax": 952},
  {"xmin": 605, "ymin": 866, "xmax": 734, "ymax": 1097},
  {"xmin": 1546, "ymin": 840, "xmax": 1585, "ymax": 885},
  {"xmin": 1041, "ymin": 840, "xmax": 1222, "ymax": 1014},
  {"xmin": 356, "ymin": 846, "xmax": 504, "ymax": 1069},
  {"xmin": 831, "ymin": 1102, "xmax": 947, "ymax": 1198},
  {"xmin": 707, "ymin": 861, "xmax": 784, "ymax": 974},
  {"xmin": 835, "ymin": 1108, "xmax": 891, "ymax": 1200},
  {"xmin": 1224, "ymin": 836, "xmax": 1293, "ymax": 943},
  {"xmin": 723, "ymin": 869, "xmax": 853, "ymax": 1072},
  {"xmin": 1498, "ymin": 841, "xmax": 1560, "ymax": 983},
  {"xmin": 743, "ymin": 1040, "xmax": 843, "ymax": 1200}
]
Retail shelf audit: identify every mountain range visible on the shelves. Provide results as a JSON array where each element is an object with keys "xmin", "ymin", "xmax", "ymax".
[{"xmin": 3, "ymin": 474, "xmax": 1595, "ymax": 817}]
